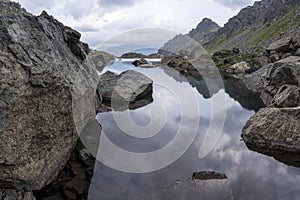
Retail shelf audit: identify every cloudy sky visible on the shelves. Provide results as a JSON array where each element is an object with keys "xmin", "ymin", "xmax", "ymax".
[{"xmin": 14, "ymin": 0, "xmax": 257, "ymax": 55}]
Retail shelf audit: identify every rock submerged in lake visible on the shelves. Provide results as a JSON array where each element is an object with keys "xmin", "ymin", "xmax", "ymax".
[
  {"xmin": 192, "ymin": 171, "xmax": 227, "ymax": 180},
  {"xmin": 242, "ymin": 107, "xmax": 300, "ymax": 167},
  {"xmin": 96, "ymin": 70, "xmax": 153, "ymax": 112},
  {"xmin": 0, "ymin": 0, "xmax": 98, "ymax": 192},
  {"xmin": 142, "ymin": 172, "xmax": 233, "ymax": 200}
]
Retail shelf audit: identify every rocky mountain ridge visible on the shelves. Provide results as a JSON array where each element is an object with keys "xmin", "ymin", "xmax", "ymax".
[
  {"xmin": 160, "ymin": 0, "xmax": 300, "ymax": 53},
  {"xmin": 158, "ymin": 18, "xmax": 220, "ymax": 55},
  {"xmin": 204, "ymin": 0, "xmax": 300, "ymax": 52}
]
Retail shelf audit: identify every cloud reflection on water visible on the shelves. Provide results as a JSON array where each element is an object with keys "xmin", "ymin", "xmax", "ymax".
[{"xmin": 89, "ymin": 61, "xmax": 300, "ymax": 200}]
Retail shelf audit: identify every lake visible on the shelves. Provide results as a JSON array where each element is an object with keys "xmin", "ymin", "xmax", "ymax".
[{"xmin": 88, "ymin": 59, "xmax": 300, "ymax": 200}]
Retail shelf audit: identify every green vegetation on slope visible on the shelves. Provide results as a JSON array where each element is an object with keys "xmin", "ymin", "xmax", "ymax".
[
  {"xmin": 204, "ymin": 6, "xmax": 300, "ymax": 53},
  {"xmin": 203, "ymin": 30, "xmax": 248, "ymax": 53},
  {"xmin": 248, "ymin": 7, "xmax": 300, "ymax": 46}
]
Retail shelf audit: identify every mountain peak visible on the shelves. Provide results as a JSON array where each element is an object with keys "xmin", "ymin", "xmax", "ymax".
[
  {"xmin": 188, "ymin": 18, "xmax": 220, "ymax": 42},
  {"xmin": 196, "ymin": 18, "xmax": 219, "ymax": 30}
]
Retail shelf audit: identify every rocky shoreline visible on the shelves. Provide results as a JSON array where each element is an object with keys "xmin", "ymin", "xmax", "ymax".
[{"xmin": 240, "ymin": 37, "xmax": 300, "ymax": 167}]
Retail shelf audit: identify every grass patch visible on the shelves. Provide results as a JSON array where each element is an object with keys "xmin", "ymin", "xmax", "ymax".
[
  {"xmin": 249, "ymin": 9, "xmax": 296, "ymax": 45},
  {"xmin": 204, "ymin": 29, "xmax": 250, "ymax": 53}
]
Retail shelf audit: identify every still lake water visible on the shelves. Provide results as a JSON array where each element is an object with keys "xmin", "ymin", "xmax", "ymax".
[{"xmin": 89, "ymin": 59, "xmax": 300, "ymax": 200}]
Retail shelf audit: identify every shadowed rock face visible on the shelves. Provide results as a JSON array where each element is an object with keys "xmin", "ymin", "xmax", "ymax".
[
  {"xmin": 96, "ymin": 70, "xmax": 153, "ymax": 112},
  {"xmin": 0, "ymin": 189, "xmax": 35, "ymax": 200},
  {"xmin": 272, "ymin": 84, "xmax": 300, "ymax": 107},
  {"xmin": 242, "ymin": 107, "xmax": 300, "ymax": 167},
  {"xmin": 0, "ymin": 0, "xmax": 98, "ymax": 191}
]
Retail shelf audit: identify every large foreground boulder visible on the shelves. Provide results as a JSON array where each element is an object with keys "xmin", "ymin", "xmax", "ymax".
[
  {"xmin": 96, "ymin": 70, "xmax": 153, "ymax": 112},
  {"xmin": 242, "ymin": 107, "xmax": 300, "ymax": 167},
  {"xmin": 0, "ymin": 1, "xmax": 98, "ymax": 191}
]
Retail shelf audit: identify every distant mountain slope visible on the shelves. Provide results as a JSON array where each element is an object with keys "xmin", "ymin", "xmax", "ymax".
[
  {"xmin": 159, "ymin": 18, "xmax": 220, "ymax": 55},
  {"xmin": 203, "ymin": 0, "xmax": 300, "ymax": 52},
  {"xmin": 160, "ymin": 0, "xmax": 300, "ymax": 54}
]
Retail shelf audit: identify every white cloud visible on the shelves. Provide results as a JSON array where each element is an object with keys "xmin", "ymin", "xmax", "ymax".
[
  {"xmin": 14, "ymin": 0, "xmax": 257, "ymax": 54},
  {"xmin": 213, "ymin": 0, "xmax": 255, "ymax": 10}
]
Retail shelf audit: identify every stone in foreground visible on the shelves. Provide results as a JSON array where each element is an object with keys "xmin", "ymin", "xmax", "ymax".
[
  {"xmin": 0, "ymin": 1, "xmax": 98, "ymax": 190},
  {"xmin": 242, "ymin": 107, "xmax": 300, "ymax": 167},
  {"xmin": 96, "ymin": 70, "xmax": 153, "ymax": 112}
]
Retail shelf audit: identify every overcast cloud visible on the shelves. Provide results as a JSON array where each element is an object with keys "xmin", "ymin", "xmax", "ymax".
[
  {"xmin": 14, "ymin": 0, "xmax": 257, "ymax": 55},
  {"xmin": 99, "ymin": 0, "xmax": 136, "ymax": 7},
  {"xmin": 213, "ymin": 0, "xmax": 255, "ymax": 9}
]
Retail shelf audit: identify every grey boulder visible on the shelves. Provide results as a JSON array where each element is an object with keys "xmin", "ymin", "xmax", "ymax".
[
  {"xmin": 242, "ymin": 107, "xmax": 300, "ymax": 167},
  {"xmin": 0, "ymin": 2, "xmax": 98, "ymax": 190},
  {"xmin": 132, "ymin": 58, "xmax": 148, "ymax": 66},
  {"xmin": 244, "ymin": 61, "xmax": 300, "ymax": 106},
  {"xmin": 96, "ymin": 70, "xmax": 153, "ymax": 112},
  {"xmin": 267, "ymin": 37, "xmax": 292, "ymax": 52},
  {"xmin": 226, "ymin": 61, "xmax": 251, "ymax": 74},
  {"xmin": 276, "ymin": 56, "xmax": 300, "ymax": 64},
  {"xmin": 271, "ymin": 85, "xmax": 300, "ymax": 107}
]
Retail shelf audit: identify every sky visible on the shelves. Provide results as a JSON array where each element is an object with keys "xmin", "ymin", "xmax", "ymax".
[{"xmin": 14, "ymin": 0, "xmax": 257, "ymax": 55}]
